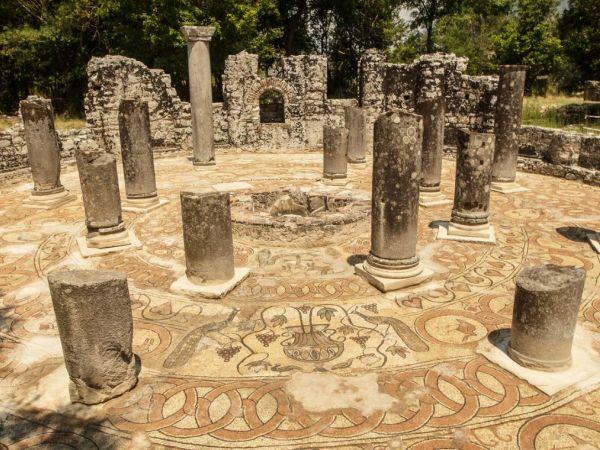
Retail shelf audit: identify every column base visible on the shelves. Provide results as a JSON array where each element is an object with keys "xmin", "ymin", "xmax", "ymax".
[
  {"xmin": 189, "ymin": 156, "xmax": 216, "ymax": 167},
  {"xmin": 347, "ymin": 158, "xmax": 367, "ymax": 166},
  {"xmin": 69, "ymin": 356, "xmax": 139, "ymax": 405},
  {"xmin": 321, "ymin": 175, "xmax": 349, "ymax": 186},
  {"xmin": 507, "ymin": 344, "xmax": 571, "ymax": 373},
  {"xmin": 122, "ymin": 196, "xmax": 169, "ymax": 213},
  {"xmin": 170, "ymin": 267, "xmax": 250, "ymax": 299},
  {"xmin": 419, "ymin": 190, "xmax": 452, "ymax": 207},
  {"xmin": 23, "ymin": 189, "xmax": 76, "ymax": 209},
  {"xmin": 588, "ymin": 232, "xmax": 600, "ymax": 253},
  {"xmin": 491, "ymin": 181, "xmax": 529, "ymax": 194},
  {"xmin": 436, "ymin": 221, "xmax": 496, "ymax": 244},
  {"xmin": 77, "ymin": 229, "xmax": 142, "ymax": 257},
  {"xmin": 354, "ymin": 260, "xmax": 433, "ymax": 292}
]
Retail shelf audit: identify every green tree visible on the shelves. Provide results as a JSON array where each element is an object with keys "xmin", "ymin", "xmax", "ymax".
[
  {"xmin": 558, "ymin": 0, "xmax": 600, "ymax": 91},
  {"xmin": 493, "ymin": 0, "xmax": 562, "ymax": 90},
  {"xmin": 401, "ymin": 0, "xmax": 462, "ymax": 53}
]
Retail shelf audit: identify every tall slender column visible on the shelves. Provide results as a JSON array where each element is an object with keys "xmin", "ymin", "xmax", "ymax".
[
  {"xmin": 355, "ymin": 110, "xmax": 432, "ymax": 292},
  {"xmin": 344, "ymin": 106, "xmax": 367, "ymax": 163},
  {"xmin": 509, "ymin": 264, "xmax": 585, "ymax": 371},
  {"xmin": 75, "ymin": 149, "xmax": 133, "ymax": 255},
  {"xmin": 322, "ymin": 126, "xmax": 348, "ymax": 184},
  {"xmin": 181, "ymin": 26, "xmax": 216, "ymax": 166},
  {"xmin": 171, "ymin": 189, "xmax": 249, "ymax": 298},
  {"xmin": 492, "ymin": 65, "xmax": 528, "ymax": 193},
  {"xmin": 48, "ymin": 269, "xmax": 139, "ymax": 404},
  {"xmin": 437, "ymin": 130, "xmax": 496, "ymax": 243},
  {"xmin": 20, "ymin": 96, "xmax": 75, "ymax": 208},
  {"xmin": 417, "ymin": 96, "xmax": 451, "ymax": 207},
  {"xmin": 118, "ymin": 99, "xmax": 168, "ymax": 212}
]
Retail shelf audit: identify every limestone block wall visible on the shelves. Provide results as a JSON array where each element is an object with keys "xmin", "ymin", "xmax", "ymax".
[
  {"xmin": 85, "ymin": 55, "xmax": 192, "ymax": 153},
  {"xmin": 0, "ymin": 124, "xmax": 93, "ymax": 172},
  {"xmin": 359, "ymin": 50, "xmax": 498, "ymax": 146},
  {"xmin": 222, "ymin": 51, "xmax": 346, "ymax": 149}
]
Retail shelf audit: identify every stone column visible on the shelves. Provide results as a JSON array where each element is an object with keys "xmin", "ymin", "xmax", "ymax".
[
  {"xmin": 20, "ymin": 96, "xmax": 75, "ymax": 208},
  {"xmin": 417, "ymin": 96, "xmax": 451, "ymax": 207},
  {"xmin": 75, "ymin": 149, "xmax": 132, "ymax": 254},
  {"xmin": 118, "ymin": 99, "xmax": 167, "ymax": 212},
  {"xmin": 181, "ymin": 26, "xmax": 216, "ymax": 166},
  {"xmin": 47, "ymin": 270, "xmax": 139, "ymax": 404},
  {"xmin": 354, "ymin": 110, "xmax": 432, "ymax": 292},
  {"xmin": 509, "ymin": 264, "xmax": 586, "ymax": 372},
  {"xmin": 492, "ymin": 65, "xmax": 528, "ymax": 193},
  {"xmin": 344, "ymin": 106, "xmax": 367, "ymax": 163},
  {"xmin": 438, "ymin": 130, "xmax": 496, "ymax": 243},
  {"xmin": 171, "ymin": 189, "xmax": 249, "ymax": 298},
  {"xmin": 323, "ymin": 126, "xmax": 348, "ymax": 184}
]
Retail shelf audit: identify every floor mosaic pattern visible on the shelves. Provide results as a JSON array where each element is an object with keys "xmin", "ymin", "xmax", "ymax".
[{"xmin": 0, "ymin": 152, "xmax": 599, "ymax": 449}]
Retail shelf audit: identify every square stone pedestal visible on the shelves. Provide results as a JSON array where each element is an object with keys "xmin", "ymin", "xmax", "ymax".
[
  {"xmin": 321, "ymin": 177, "xmax": 350, "ymax": 187},
  {"xmin": 171, "ymin": 267, "xmax": 250, "ymax": 299},
  {"xmin": 588, "ymin": 232, "xmax": 600, "ymax": 253},
  {"xmin": 23, "ymin": 190, "xmax": 76, "ymax": 210},
  {"xmin": 77, "ymin": 229, "xmax": 142, "ymax": 257},
  {"xmin": 354, "ymin": 263, "xmax": 433, "ymax": 292},
  {"xmin": 419, "ymin": 191, "xmax": 452, "ymax": 207},
  {"xmin": 436, "ymin": 221, "xmax": 496, "ymax": 244},
  {"xmin": 478, "ymin": 327, "xmax": 600, "ymax": 396},
  {"xmin": 122, "ymin": 197, "xmax": 169, "ymax": 213},
  {"xmin": 491, "ymin": 181, "xmax": 529, "ymax": 194}
]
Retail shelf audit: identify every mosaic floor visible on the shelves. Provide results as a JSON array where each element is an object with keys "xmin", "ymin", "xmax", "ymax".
[{"xmin": 1, "ymin": 152, "xmax": 599, "ymax": 449}]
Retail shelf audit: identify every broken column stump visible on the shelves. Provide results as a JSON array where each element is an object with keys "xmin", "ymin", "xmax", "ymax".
[
  {"xmin": 437, "ymin": 129, "xmax": 496, "ymax": 243},
  {"xmin": 354, "ymin": 110, "xmax": 433, "ymax": 292},
  {"xmin": 492, "ymin": 65, "xmax": 528, "ymax": 194},
  {"xmin": 344, "ymin": 106, "xmax": 367, "ymax": 164},
  {"xmin": 171, "ymin": 189, "xmax": 249, "ymax": 298},
  {"xmin": 509, "ymin": 264, "xmax": 586, "ymax": 372},
  {"xmin": 75, "ymin": 149, "xmax": 138, "ymax": 256},
  {"xmin": 47, "ymin": 270, "xmax": 139, "ymax": 404},
  {"xmin": 417, "ymin": 96, "xmax": 451, "ymax": 207},
  {"xmin": 118, "ymin": 99, "xmax": 168, "ymax": 213},
  {"xmin": 20, "ymin": 96, "xmax": 75, "ymax": 209},
  {"xmin": 322, "ymin": 126, "xmax": 348, "ymax": 185}
]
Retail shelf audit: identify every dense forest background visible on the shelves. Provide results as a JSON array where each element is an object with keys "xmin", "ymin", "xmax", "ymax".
[{"xmin": 0, "ymin": 0, "xmax": 598, "ymax": 115}]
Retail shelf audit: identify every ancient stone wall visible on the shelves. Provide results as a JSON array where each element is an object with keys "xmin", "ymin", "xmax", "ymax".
[
  {"xmin": 0, "ymin": 124, "xmax": 93, "ymax": 172},
  {"xmin": 85, "ymin": 56, "xmax": 192, "ymax": 153},
  {"xmin": 359, "ymin": 50, "xmax": 498, "ymax": 145}
]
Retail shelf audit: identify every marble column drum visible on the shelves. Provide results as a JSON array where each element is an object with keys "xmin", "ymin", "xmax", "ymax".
[
  {"xmin": 509, "ymin": 265, "xmax": 586, "ymax": 372},
  {"xmin": 344, "ymin": 106, "xmax": 367, "ymax": 163},
  {"xmin": 492, "ymin": 65, "xmax": 528, "ymax": 193},
  {"xmin": 171, "ymin": 189, "xmax": 249, "ymax": 298},
  {"xmin": 20, "ymin": 96, "xmax": 75, "ymax": 208},
  {"xmin": 181, "ymin": 26, "xmax": 216, "ymax": 166},
  {"xmin": 417, "ymin": 96, "xmax": 451, "ymax": 207},
  {"xmin": 47, "ymin": 270, "xmax": 139, "ymax": 404},
  {"xmin": 355, "ymin": 110, "xmax": 433, "ymax": 292},
  {"xmin": 323, "ymin": 126, "xmax": 348, "ymax": 184},
  {"xmin": 437, "ymin": 130, "xmax": 496, "ymax": 243},
  {"xmin": 75, "ymin": 149, "xmax": 134, "ymax": 255},
  {"xmin": 118, "ymin": 99, "xmax": 168, "ymax": 212}
]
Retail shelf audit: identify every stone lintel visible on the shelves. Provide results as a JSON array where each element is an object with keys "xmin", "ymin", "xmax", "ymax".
[{"xmin": 181, "ymin": 26, "xmax": 216, "ymax": 42}]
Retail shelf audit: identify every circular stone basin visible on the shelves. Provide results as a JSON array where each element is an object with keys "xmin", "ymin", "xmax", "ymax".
[{"xmin": 231, "ymin": 189, "xmax": 370, "ymax": 246}]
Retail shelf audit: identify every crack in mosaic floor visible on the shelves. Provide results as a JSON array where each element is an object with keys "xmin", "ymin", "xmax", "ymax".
[{"xmin": 0, "ymin": 152, "xmax": 599, "ymax": 448}]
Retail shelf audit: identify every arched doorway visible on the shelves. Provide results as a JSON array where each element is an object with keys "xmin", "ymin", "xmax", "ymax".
[{"xmin": 259, "ymin": 89, "xmax": 285, "ymax": 123}]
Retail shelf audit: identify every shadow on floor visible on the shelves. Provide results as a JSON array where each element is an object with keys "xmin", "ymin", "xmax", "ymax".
[{"xmin": 556, "ymin": 226, "xmax": 597, "ymax": 243}]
